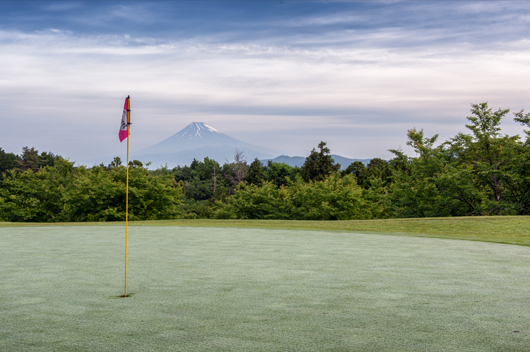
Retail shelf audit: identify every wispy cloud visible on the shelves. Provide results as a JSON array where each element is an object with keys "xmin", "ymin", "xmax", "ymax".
[{"xmin": 0, "ymin": 1, "xmax": 529, "ymax": 161}]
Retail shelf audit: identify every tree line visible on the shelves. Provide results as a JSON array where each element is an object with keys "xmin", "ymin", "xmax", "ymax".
[{"xmin": 1, "ymin": 102, "xmax": 530, "ymax": 222}]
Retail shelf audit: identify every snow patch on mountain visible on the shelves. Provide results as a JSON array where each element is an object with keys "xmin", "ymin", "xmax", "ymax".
[{"xmin": 178, "ymin": 122, "xmax": 220, "ymax": 139}]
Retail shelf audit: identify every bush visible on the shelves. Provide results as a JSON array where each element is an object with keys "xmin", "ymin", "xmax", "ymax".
[
  {"xmin": 0, "ymin": 161, "xmax": 184, "ymax": 222},
  {"xmin": 214, "ymin": 174, "xmax": 370, "ymax": 220}
]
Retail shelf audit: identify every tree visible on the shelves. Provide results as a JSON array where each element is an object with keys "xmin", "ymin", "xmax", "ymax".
[
  {"xmin": 172, "ymin": 157, "xmax": 222, "ymax": 201},
  {"xmin": 128, "ymin": 160, "xmax": 144, "ymax": 169},
  {"xmin": 226, "ymin": 149, "xmax": 248, "ymax": 185},
  {"xmin": 365, "ymin": 158, "xmax": 391, "ymax": 186},
  {"xmin": 498, "ymin": 108, "xmax": 530, "ymax": 213},
  {"xmin": 386, "ymin": 103, "xmax": 528, "ymax": 217},
  {"xmin": 300, "ymin": 141, "xmax": 340, "ymax": 182},
  {"xmin": 388, "ymin": 127, "xmax": 489, "ymax": 217},
  {"xmin": 387, "ymin": 148, "xmax": 411, "ymax": 175},
  {"xmin": 342, "ymin": 161, "xmax": 366, "ymax": 183},
  {"xmin": 16, "ymin": 147, "xmax": 62, "ymax": 172},
  {"xmin": 462, "ymin": 102, "xmax": 512, "ymax": 203},
  {"xmin": 213, "ymin": 163, "xmax": 218, "ymax": 193},
  {"xmin": 244, "ymin": 158, "xmax": 265, "ymax": 185},
  {"xmin": 264, "ymin": 161, "xmax": 299, "ymax": 187},
  {"xmin": 109, "ymin": 157, "xmax": 123, "ymax": 169},
  {"xmin": 0, "ymin": 148, "xmax": 20, "ymax": 178},
  {"xmin": 514, "ymin": 109, "xmax": 530, "ymax": 141},
  {"xmin": 17, "ymin": 147, "xmax": 43, "ymax": 171}
]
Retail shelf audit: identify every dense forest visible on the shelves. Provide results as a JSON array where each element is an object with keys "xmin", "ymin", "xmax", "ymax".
[{"xmin": 2, "ymin": 102, "xmax": 530, "ymax": 222}]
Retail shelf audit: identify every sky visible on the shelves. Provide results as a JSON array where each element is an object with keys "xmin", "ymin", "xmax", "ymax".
[{"xmin": 1, "ymin": 0, "xmax": 530, "ymax": 163}]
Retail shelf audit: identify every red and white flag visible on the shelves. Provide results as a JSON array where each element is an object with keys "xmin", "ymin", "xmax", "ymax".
[{"xmin": 119, "ymin": 96, "xmax": 130, "ymax": 142}]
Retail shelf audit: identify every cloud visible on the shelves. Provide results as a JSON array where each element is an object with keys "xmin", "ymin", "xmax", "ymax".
[{"xmin": 0, "ymin": 1, "xmax": 530, "ymax": 161}]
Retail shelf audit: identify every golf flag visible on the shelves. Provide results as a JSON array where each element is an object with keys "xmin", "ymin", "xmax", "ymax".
[
  {"xmin": 119, "ymin": 97, "xmax": 130, "ymax": 142},
  {"xmin": 121, "ymin": 95, "xmax": 131, "ymax": 297}
]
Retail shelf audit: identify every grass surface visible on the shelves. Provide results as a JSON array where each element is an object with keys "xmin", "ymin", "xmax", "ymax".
[
  {"xmin": 2, "ymin": 216, "xmax": 530, "ymax": 246},
  {"xmin": 1, "ymin": 226, "xmax": 530, "ymax": 351}
]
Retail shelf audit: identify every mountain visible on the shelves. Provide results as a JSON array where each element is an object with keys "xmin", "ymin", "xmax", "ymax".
[
  {"xmin": 135, "ymin": 122, "xmax": 278, "ymax": 156},
  {"xmin": 261, "ymin": 155, "xmax": 372, "ymax": 170},
  {"xmin": 84, "ymin": 122, "xmax": 280, "ymax": 168}
]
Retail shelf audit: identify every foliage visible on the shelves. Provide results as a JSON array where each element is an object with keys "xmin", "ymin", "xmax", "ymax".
[
  {"xmin": 342, "ymin": 161, "xmax": 365, "ymax": 181},
  {"xmin": 244, "ymin": 158, "xmax": 266, "ymax": 186},
  {"xmin": 0, "ymin": 161, "xmax": 183, "ymax": 222},
  {"xmin": 264, "ymin": 161, "xmax": 299, "ymax": 187},
  {"xmin": 178, "ymin": 199, "xmax": 213, "ymax": 219},
  {"xmin": 170, "ymin": 157, "xmax": 230, "ymax": 201},
  {"xmin": 288, "ymin": 174, "xmax": 369, "ymax": 220},
  {"xmin": 300, "ymin": 141, "xmax": 340, "ymax": 182},
  {"xmin": 388, "ymin": 128, "xmax": 488, "ymax": 217},
  {"xmin": 17, "ymin": 146, "xmax": 63, "ymax": 172},
  {"xmin": 213, "ymin": 181, "xmax": 290, "ymax": 220},
  {"xmin": 361, "ymin": 176, "xmax": 390, "ymax": 219},
  {"xmin": 387, "ymin": 103, "xmax": 530, "ymax": 217},
  {"xmin": 0, "ymin": 148, "xmax": 20, "ymax": 179},
  {"xmin": 342, "ymin": 158, "xmax": 391, "ymax": 189},
  {"xmin": 0, "ymin": 146, "xmax": 63, "ymax": 179},
  {"xmin": 214, "ymin": 174, "xmax": 369, "ymax": 220},
  {"xmin": 0, "ymin": 161, "xmax": 72, "ymax": 222}
]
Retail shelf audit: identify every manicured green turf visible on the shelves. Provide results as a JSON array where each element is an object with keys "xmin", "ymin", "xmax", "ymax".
[
  {"xmin": 2, "ymin": 216, "xmax": 530, "ymax": 246},
  {"xmin": 1, "ymin": 226, "xmax": 529, "ymax": 351}
]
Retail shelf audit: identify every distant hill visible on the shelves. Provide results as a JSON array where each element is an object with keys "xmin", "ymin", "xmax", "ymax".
[
  {"xmin": 261, "ymin": 155, "xmax": 372, "ymax": 170},
  {"xmin": 135, "ymin": 145, "xmax": 276, "ymax": 169}
]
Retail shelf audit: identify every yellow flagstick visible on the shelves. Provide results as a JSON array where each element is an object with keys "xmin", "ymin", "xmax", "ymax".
[{"xmin": 125, "ymin": 95, "xmax": 130, "ymax": 297}]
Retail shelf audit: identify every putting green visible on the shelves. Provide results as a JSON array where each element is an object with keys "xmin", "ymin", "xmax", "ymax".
[{"xmin": 1, "ymin": 226, "xmax": 529, "ymax": 351}]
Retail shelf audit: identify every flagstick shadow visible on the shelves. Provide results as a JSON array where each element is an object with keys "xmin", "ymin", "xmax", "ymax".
[{"xmin": 110, "ymin": 293, "xmax": 135, "ymax": 299}]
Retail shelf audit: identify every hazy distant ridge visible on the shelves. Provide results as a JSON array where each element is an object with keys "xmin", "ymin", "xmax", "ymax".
[{"xmin": 261, "ymin": 155, "xmax": 371, "ymax": 170}]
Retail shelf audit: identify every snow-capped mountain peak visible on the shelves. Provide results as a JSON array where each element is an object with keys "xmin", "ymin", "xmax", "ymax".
[
  {"xmin": 133, "ymin": 121, "xmax": 280, "ymax": 161},
  {"xmin": 179, "ymin": 122, "xmax": 220, "ymax": 139}
]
